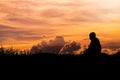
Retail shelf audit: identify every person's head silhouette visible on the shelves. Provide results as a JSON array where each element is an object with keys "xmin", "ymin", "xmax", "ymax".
[{"xmin": 89, "ymin": 32, "xmax": 96, "ymax": 40}]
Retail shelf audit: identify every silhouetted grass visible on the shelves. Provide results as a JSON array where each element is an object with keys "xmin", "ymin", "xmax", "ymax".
[
  {"xmin": 0, "ymin": 52, "xmax": 120, "ymax": 64},
  {"xmin": 0, "ymin": 47, "xmax": 120, "ymax": 64}
]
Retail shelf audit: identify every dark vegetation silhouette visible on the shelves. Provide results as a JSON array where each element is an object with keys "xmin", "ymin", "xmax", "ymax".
[
  {"xmin": 0, "ymin": 32, "xmax": 120, "ymax": 64},
  {"xmin": 0, "ymin": 46, "xmax": 120, "ymax": 64}
]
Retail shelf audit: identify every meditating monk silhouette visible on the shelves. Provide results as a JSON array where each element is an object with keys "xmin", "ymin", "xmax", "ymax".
[{"xmin": 86, "ymin": 32, "xmax": 101, "ymax": 56}]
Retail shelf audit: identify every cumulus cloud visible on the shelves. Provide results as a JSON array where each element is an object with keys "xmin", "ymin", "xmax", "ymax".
[
  {"xmin": 103, "ymin": 41, "xmax": 120, "ymax": 50},
  {"xmin": 30, "ymin": 36, "xmax": 65, "ymax": 54},
  {"xmin": 99, "ymin": 41, "xmax": 120, "ymax": 55},
  {"xmin": 59, "ymin": 41, "xmax": 81, "ymax": 55},
  {"xmin": 102, "ymin": 48, "xmax": 120, "ymax": 55}
]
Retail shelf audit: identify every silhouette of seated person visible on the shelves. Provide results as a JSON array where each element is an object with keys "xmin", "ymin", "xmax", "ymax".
[{"xmin": 85, "ymin": 32, "xmax": 101, "ymax": 56}]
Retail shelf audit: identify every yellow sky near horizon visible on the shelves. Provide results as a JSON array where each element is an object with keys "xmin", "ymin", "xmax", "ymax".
[{"xmin": 0, "ymin": 0, "xmax": 120, "ymax": 50}]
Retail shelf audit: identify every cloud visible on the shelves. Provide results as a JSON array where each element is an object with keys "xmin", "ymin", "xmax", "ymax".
[
  {"xmin": 30, "ymin": 36, "xmax": 65, "ymax": 54},
  {"xmin": 0, "ymin": 24, "xmax": 52, "ymax": 42},
  {"xmin": 0, "ymin": 24, "xmax": 16, "ymax": 30},
  {"xmin": 7, "ymin": 17, "xmax": 49, "ymax": 25},
  {"xmin": 0, "ymin": 24, "xmax": 16, "ymax": 42},
  {"xmin": 1, "ymin": 0, "xmax": 119, "ymax": 26},
  {"xmin": 103, "ymin": 41, "xmax": 120, "ymax": 50},
  {"xmin": 41, "ymin": 8, "xmax": 65, "ymax": 18},
  {"xmin": 101, "ymin": 41, "xmax": 120, "ymax": 55},
  {"xmin": 0, "ymin": 0, "xmax": 120, "ymax": 51},
  {"xmin": 59, "ymin": 41, "xmax": 81, "ymax": 55}
]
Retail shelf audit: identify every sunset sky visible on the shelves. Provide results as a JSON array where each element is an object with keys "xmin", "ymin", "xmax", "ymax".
[{"xmin": 0, "ymin": 0, "xmax": 120, "ymax": 51}]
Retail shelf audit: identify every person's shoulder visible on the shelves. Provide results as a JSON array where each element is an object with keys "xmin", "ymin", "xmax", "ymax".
[{"xmin": 95, "ymin": 38, "xmax": 100, "ymax": 41}]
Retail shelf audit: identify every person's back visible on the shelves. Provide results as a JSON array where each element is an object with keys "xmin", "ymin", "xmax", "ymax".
[{"xmin": 86, "ymin": 32, "xmax": 101, "ymax": 56}]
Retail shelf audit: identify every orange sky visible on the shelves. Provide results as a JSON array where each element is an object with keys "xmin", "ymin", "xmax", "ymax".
[{"xmin": 0, "ymin": 0, "xmax": 120, "ymax": 50}]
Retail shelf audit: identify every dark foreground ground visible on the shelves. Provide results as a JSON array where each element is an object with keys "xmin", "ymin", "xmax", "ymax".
[{"xmin": 0, "ymin": 52, "xmax": 120, "ymax": 64}]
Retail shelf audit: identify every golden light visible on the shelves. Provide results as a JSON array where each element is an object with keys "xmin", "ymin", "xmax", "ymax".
[
  {"xmin": 98, "ymin": 0, "xmax": 120, "ymax": 21},
  {"xmin": 102, "ymin": 0, "xmax": 119, "ymax": 8},
  {"xmin": 0, "ymin": 0, "xmax": 120, "ymax": 51}
]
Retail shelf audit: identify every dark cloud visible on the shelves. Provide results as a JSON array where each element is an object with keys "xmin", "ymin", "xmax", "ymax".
[
  {"xmin": 7, "ymin": 17, "xmax": 49, "ymax": 25},
  {"xmin": 59, "ymin": 41, "xmax": 81, "ymax": 55},
  {"xmin": 0, "ymin": 24, "xmax": 16, "ymax": 42},
  {"xmin": 0, "ymin": 24, "xmax": 16, "ymax": 30},
  {"xmin": 103, "ymin": 41, "xmax": 120, "ymax": 50},
  {"xmin": 0, "ymin": 24, "xmax": 51, "ymax": 42},
  {"xmin": 14, "ymin": 35, "xmax": 45, "ymax": 41},
  {"xmin": 30, "ymin": 36, "xmax": 65, "ymax": 54}
]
